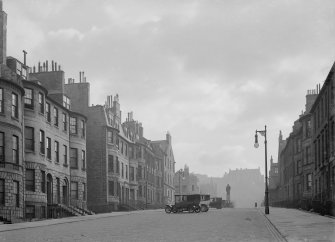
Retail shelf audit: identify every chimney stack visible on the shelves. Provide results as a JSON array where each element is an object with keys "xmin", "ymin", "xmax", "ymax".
[{"xmin": 23, "ymin": 50, "xmax": 27, "ymax": 66}]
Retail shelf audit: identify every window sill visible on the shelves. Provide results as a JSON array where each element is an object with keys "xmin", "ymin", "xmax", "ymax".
[
  {"xmin": 39, "ymin": 153, "xmax": 45, "ymax": 157},
  {"xmin": 70, "ymin": 167, "xmax": 78, "ymax": 170},
  {"xmin": 47, "ymin": 158, "xmax": 52, "ymax": 162},
  {"xmin": 38, "ymin": 112, "xmax": 45, "ymax": 116},
  {"xmin": 63, "ymin": 163, "xmax": 68, "ymax": 167},
  {"xmin": 24, "ymin": 107, "xmax": 34, "ymax": 111},
  {"xmin": 11, "ymin": 116, "xmax": 19, "ymax": 122}
]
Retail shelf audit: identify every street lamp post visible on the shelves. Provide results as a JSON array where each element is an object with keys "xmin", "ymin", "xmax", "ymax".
[{"xmin": 254, "ymin": 125, "xmax": 269, "ymax": 215}]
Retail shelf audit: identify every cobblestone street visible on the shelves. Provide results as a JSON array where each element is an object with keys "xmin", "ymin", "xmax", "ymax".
[{"xmin": 0, "ymin": 208, "xmax": 280, "ymax": 242}]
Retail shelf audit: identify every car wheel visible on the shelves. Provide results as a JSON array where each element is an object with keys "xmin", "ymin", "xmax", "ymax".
[
  {"xmin": 188, "ymin": 206, "xmax": 194, "ymax": 213},
  {"xmin": 201, "ymin": 205, "xmax": 208, "ymax": 212},
  {"xmin": 165, "ymin": 206, "xmax": 172, "ymax": 214}
]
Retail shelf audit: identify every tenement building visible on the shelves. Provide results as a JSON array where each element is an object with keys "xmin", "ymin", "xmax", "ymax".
[
  {"xmin": 0, "ymin": 2, "xmax": 88, "ymax": 222},
  {"xmin": 270, "ymin": 61, "xmax": 335, "ymax": 215},
  {"xmin": 65, "ymin": 81, "xmax": 174, "ymax": 212},
  {"xmin": 273, "ymin": 89, "xmax": 317, "ymax": 208},
  {"xmin": 310, "ymin": 62, "xmax": 335, "ymax": 214},
  {"xmin": 0, "ymin": 3, "xmax": 87, "ymax": 222},
  {"xmin": 299, "ymin": 90, "xmax": 317, "ymax": 209}
]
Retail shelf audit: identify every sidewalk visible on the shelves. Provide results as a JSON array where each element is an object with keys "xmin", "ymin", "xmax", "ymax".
[
  {"xmin": 260, "ymin": 207, "xmax": 335, "ymax": 241},
  {"xmin": 0, "ymin": 209, "xmax": 162, "ymax": 233}
]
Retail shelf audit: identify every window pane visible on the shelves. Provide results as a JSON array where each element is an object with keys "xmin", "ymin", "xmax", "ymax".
[
  {"xmin": 38, "ymin": 93, "xmax": 44, "ymax": 113},
  {"xmin": 70, "ymin": 148, "xmax": 78, "ymax": 168},
  {"xmin": 25, "ymin": 169, "xmax": 35, "ymax": 191},
  {"xmin": 25, "ymin": 127, "xmax": 34, "ymax": 151},
  {"xmin": 54, "ymin": 107, "xmax": 58, "ymax": 126},
  {"xmin": 24, "ymin": 88, "xmax": 33, "ymax": 109},
  {"xmin": 71, "ymin": 182, "xmax": 78, "ymax": 199},
  {"xmin": 12, "ymin": 93, "xmax": 18, "ymax": 118},
  {"xmin": 70, "ymin": 117, "xmax": 77, "ymax": 134},
  {"xmin": 12, "ymin": 136, "xmax": 19, "ymax": 164}
]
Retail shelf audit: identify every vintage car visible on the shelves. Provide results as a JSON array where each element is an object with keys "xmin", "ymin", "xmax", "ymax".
[
  {"xmin": 198, "ymin": 194, "xmax": 210, "ymax": 212},
  {"xmin": 165, "ymin": 194, "xmax": 210, "ymax": 213},
  {"xmin": 165, "ymin": 194, "xmax": 201, "ymax": 213},
  {"xmin": 209, "ymin": 197, "xmax": 223, "ymax": 209}
]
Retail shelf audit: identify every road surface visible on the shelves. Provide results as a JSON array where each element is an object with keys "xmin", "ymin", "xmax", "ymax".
[{"xmin": 0, "ymin": 208, "xmax": 283, "ymax": 242}]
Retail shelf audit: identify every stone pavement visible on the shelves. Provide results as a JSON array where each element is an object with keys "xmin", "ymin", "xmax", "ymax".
[
  {"xmin": 260, "ymin": 207, "xmax": 335, "ymax": 241},
  {"xmin": 0, "ymin": 209, "xmax": 161, "ymax": 233}
]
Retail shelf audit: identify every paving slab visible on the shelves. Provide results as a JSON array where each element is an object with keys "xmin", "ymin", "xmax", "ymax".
[{"xmin": 260, "ymin": 207, "xmax": 335, "ymax": 242}]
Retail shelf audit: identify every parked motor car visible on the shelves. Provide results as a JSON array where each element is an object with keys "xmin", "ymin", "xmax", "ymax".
[
  {"xmin": 209, "ymin": 197, "xmax": 223, "ymax": 209},
  {"xmin": 165, "ymin": 194, "xmax": 201, "ymax": 213}
]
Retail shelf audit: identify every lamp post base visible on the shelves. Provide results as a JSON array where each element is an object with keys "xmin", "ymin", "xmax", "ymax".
[{"xmin": 265, "ymin": 207, "xmax": 269, "ymax": 214}]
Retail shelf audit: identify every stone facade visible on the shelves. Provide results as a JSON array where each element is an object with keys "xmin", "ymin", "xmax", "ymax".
[
  {"xmin": 0, "ymin": 15, "xmax": 88, "ymax": 221},
  {"xmin": 270, "ymin": 62, "xmax": 335, "ymax": 215},
  {"xmin": 65, "ymin": 84, "xmax": 174, "ymax": 212}
]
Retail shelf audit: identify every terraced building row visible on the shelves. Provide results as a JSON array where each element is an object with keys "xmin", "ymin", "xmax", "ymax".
[{"xmin": 0, "ymin": 2, "xmax": 176, "ymax": 222}]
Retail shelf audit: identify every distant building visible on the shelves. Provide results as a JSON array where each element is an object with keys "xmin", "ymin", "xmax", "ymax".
[
  {"xmin": 152, "ymin": 133, "xmax": 176, "ymax": 204},
  {"xmin": 174, "ymin": 165, "xmax": 199, "ymax": 196},
  {"xmin": 220, "ymin": 168, "xmax": 264, "ymax": 208},
  {"xmin": 196, "ymin": 168, "xmax": 264, "ymax": 207},
  {"xmin": 268, "ymin": 155, "xmax": 279, "ymax": 205}
]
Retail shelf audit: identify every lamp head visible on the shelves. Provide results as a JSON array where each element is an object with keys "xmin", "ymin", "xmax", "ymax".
[{"xmin": 254, "ymin": 133, "xmax": 259, "ymax": 148}]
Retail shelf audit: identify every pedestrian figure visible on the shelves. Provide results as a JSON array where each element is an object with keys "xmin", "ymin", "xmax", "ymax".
[{"xmin": 226, "ymin": 184, "xmax": 231, "ymax": 203}]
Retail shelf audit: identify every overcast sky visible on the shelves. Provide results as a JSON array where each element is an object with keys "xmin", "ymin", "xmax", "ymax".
[{"xmin": 5, "ymin": 0, "xmax": 335, "ymax": 177}]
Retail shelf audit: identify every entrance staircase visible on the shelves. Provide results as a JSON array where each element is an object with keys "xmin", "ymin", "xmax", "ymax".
[{"xmin": 47, "ymin": 204, "xmax": 95, "ymax": 218}]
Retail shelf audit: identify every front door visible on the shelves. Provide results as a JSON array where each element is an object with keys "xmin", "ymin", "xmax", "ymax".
[
  {"xmin": 47, "ymin": 174, "xmax": 53, "ymax": 204},
  {"xmin": 63, "ymin": 185, "xmax": 68, "ymax": 205}
]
